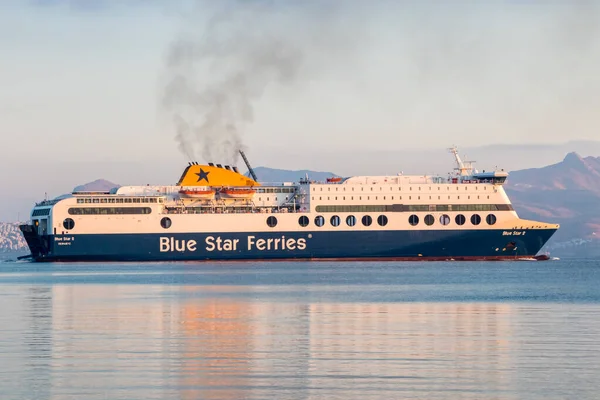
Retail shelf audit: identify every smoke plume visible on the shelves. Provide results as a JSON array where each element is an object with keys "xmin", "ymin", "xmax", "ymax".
[
  {"xmin": 160, "ymin": 1, "xmax": 600, "ymax": 168},
  {"xmin": 161, "ymin": 1, "xmax": 309, "ymax": 164}
]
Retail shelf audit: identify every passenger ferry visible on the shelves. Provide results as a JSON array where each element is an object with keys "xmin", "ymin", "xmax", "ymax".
[{"xmin": 19, "ymin": 148, "xmax": 559, "ymax": 262}]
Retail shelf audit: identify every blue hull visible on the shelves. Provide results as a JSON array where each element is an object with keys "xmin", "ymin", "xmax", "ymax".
[{"xmin": 29, "ymin": 228, "xmax": 557, "ymax": 262}]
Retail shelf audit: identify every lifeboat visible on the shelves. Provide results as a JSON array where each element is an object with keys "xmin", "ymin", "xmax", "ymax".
[
  {"xmin": 219, "ymin": 187, "xmax": 256, "ymax": 199},
  {"xmin": 179, "ymin": 188, "xmax": 216, "ymax": 199},
  {"xmin": 327, "ymin": 177, "xmax": 342, "ymax": 183}
]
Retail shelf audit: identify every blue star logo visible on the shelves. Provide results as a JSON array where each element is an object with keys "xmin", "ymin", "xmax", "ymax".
[{"xmin": 196, "ymin": 168, "xmax": 210, "ymax": 183}]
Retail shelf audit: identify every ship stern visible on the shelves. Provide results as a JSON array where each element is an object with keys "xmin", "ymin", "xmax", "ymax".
[{"xmin": 19, "ymin": 224, "xmax": 51, "ymax": 261}]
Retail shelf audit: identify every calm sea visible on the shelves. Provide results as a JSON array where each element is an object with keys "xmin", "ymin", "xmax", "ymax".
[{"xmin": 1, "ymin": 258, "xmax": 599, "ymax": 400}]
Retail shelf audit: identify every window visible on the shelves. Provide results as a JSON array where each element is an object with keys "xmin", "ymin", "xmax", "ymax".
[
  {"xmin": 63, "ymin": 218, "xmax": 75, "ymax": 230},
  {"xmin": 486, "ymin": 214, "xmax": 497, "ymax": 225},
  {"xmin": 471, "ymin": 214, "xmax": 481, "ymax": 225},
  {"xmin": 362, "ymin": 215, "xmax": 372, "ymax": 226},
  {"xmin": 316, "ymin": 205, "xmax": 386, "ymax": 213},
  {"xmin": 298, "ymin": 216, "xmax": 309, "ymax": 227},
  {"xmin": 440, "ymin": 214, "xmax": 451, "ymax": 225},
  {"xmin": 315, "ymin": 215, "xmax": 325, "ymax": 227},
  {"xmin": 32, "ymin": 208, "xmax": 51, "ymax": 216},
  {"xmin": 68, "ymin": 207, "xmax": 152, "ymax": 215},
  {"xmin": 346, "ymin": 215, "xmax": 356, "ymax": 226},
  {"xmin": 424, "ymin": 214, "xmax": 434, "ymax": 226},
  {"xmin": 377, "ymin": 215, "xmax": 388, "ymax": 226},
  {"xmin": 160, "ymin": 217, "xmax": 172, "ymax": 229},
  {"xmin": 330, "ymin": 215, "xmax": 341, "ymax": 227},
  {"xmin": 455, "ymin": 214, "xmax": 466, "ymax": 225},
  {"xmin": 409, "ymin": 214, "xmax": 419, "ymax": 226},
  {"xmin": 267, "ymin": 216, "xmax": 277, "ymax": 227}
]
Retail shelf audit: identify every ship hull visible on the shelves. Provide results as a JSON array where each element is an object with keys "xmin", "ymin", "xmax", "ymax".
[{"xmin": 27, "ymin": 228, "xmax": 557, "ymax": 262}]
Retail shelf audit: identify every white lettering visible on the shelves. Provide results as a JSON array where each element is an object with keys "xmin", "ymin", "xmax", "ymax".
[
  {"xmin": 222, "ymin": 239, "xmax": 234, "ymax": 251},
  {"xmin": 247, "ymin": 236, "xmax": 256, "ymax": 250},
  {"xmin": 286, "ymin": 238, "xmax": 296, "ymax": 250},
  {"xmin": 160, "ymin": 237, "xmax": 170, "ymax": 252},
  {"xmin": 175, "ymin": 239, "xmax": 185, "ymax": 252},
  {"xmin": 297, "ymin": 238, "xmax": 306, "ymax": 250},
  {"xmin": 205, "ymin": 236, "xmax": 215, "ymax": 251},
  {"xmin": 164, "ymin": 235, "xmax": 309, "ymax": 253}
]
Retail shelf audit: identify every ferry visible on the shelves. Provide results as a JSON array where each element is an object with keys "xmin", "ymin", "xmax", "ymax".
[{"xmin": 19, "ymin": 148, "xmax": 559, "ymax": 262}]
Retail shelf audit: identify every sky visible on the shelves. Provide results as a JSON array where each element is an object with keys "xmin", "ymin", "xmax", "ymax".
[{"xmin": 1, "ymin": 0, "xmax": 600, "ymax": 220}]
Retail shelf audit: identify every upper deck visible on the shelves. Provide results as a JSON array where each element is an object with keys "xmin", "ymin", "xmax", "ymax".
[{"xmin": 31, "ymin": 147, "xmax": 512, "ymax": 218}]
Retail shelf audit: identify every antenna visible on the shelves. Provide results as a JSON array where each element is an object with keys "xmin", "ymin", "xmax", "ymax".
[
  {"xmin": 239, "ymin": 150, "xmax": 258, "ymax": 181},
  {"xmin": 448, "ymin": 146, "xmax": 475, "ymax": 176}
]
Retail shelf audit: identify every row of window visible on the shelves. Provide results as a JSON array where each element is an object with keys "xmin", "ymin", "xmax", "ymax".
[
  {"xmin": 76, "ymin": 197, "xmax": 161, "ymax": 204},
  {"xmin": 256, "ymin": 188, "xmax": 295, "ymax": 194},
  {"xmin": 72, "ymin": 211, "xmax": 497, "ymax": 232},
  {"xmin": 314, "ymin": 185, "xmax": 491, "ymax": 192},
  {"xmin": 409, "ymin": 213, "xmax": 496, "ymax": 226},
  {"xmin": 32, "ymin": 208, "xmax": 51, "ymax": 216},
  {"xmin": 314, "ymin": 194, "xmax": 496, "ymax": 201},
  {"xmin": 292, "ymin": 215, "xmax": 389, "ymax": 228},
  {"xmin": 315, "ymin": 204, "xmax": 513, "ymax": 213},
  {"xmin": 68, "ymin": 207, "xmax": 152, "ymax": 215}
]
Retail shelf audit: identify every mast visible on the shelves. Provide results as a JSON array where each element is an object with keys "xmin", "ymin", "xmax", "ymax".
[
  {"xmin": 239, "ymin": 150, "xmax": 258, "ymax": 181},
  {"xmin": 448, "ymin": 146, "xmax": 475, "ymax": 176}
]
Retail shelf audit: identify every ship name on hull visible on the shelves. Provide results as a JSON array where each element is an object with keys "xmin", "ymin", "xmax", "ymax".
[{"xmin": 159, "ymin": 235, "xmax": 307, "ymax": 253}]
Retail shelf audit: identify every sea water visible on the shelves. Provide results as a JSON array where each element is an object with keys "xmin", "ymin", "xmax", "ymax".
[{"xmin": 0, "ymin": 258, "xmax": 599, "ymax": 400}]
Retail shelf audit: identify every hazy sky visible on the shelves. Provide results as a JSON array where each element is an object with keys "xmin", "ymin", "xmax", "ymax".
[{"xmin": 1, "ymin": 1, "xmax": 600, "ymax": 220}]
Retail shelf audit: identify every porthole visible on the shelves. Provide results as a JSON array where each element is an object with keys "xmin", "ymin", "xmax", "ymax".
[
  {"xmin": 471, "ymin": 214, "xmax": 481, "ymax": 225},
  {"xmin": 267, "ymin": 216, "xmax": 277, "ymax": 227},
  {"xmin": 362, "ymin": 215, "xmax": 372, "ymax": 226},
  {"xmin": 424, "ymin": 214, "xmax": 434, "ymax": 226},
  {"xmin": 486, "ymin": 214, "xmax": 497, "ymax": 225},
  {"xmin": 330, "ymin": 215, "xmax": 341, "ymax": 227},
  {"xmin": 440, "ymin": 214, "xmax": 451, "ymax": 226},
  {"xmin": 455, "ymin": 214, "xmax": 466, "ymax": 226},
  {"xmin": 160, "ymin": 217, "xmax": 172, "ymax": 229},
  {"xmin": 409, "ymin": 214, "xmax": 419, "ymax": 226},
  {"xmin": 377, "ymin": 215, "xmax": 388, "ymax": 226},
  {"xmin": 298, "ymin": 216, "xmax": 309, "ymax": 227},
  {"xmin": 63, "ymin": 218, "xmax": 75, "ymax": 230},
  {"xmin": 315, "ymin": 215, "xmax": 325, "ymax": 227},
  {"xmin": 346, "ymin": 215, "xmax": 356, "ymax": 226}
]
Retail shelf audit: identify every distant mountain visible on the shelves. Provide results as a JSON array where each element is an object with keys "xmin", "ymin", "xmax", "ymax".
[
  {"xmin": 247, "ymin": 167, "xmax": 339, "ymax": 183},
  {"xmin": 0, "ymin": 222, "xmax": 27, "ymax": 253},
  {"xmin": 73, "ymin": 179, "xmax": 120, "ymax": 192},
  {"xmin": 505, "ymin": 152, "xmax": 600, "ymax": 253}
]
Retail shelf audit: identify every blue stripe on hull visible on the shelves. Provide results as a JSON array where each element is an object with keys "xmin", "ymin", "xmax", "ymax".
[{"xmin": 34, "ymin": 228, "xmax": 557, "ymax": 262}]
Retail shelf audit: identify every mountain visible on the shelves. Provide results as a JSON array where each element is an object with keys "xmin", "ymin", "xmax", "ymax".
[
  {"xmin": 505, "ymin": 152, "xmax": 600, "ymax": 254},
  {"xmin": 73, "ymin": 179, "xmax": 120, "ymax": 192},
  {"xmin": 247, "ymin": 167, "xmax": 339, "ymax": 183},
  {"xmin": 0, "ymin": 222, "xmax": 28, "ymax": 254}
]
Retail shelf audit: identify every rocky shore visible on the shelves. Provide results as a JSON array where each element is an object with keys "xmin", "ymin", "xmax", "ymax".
[{"xmin": 0, "ymin": 222, "xmax": 28, "ymax": 253}]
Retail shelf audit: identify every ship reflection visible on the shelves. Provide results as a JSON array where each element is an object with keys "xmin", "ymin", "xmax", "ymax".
[
  {"xmin": 40, "ymin": 286, "xmax": 525, "ymax": 400},
  {"xmin": 178, "ymin": 288, "xmax": 255, "ymax": 400}
]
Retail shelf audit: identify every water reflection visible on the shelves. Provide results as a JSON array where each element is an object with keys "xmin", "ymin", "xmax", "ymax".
[{"xmin": 1, "ymin": 284, "xmax": 600, "ymax": 400}]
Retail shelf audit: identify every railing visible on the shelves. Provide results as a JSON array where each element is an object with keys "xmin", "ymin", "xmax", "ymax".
[
  {"xmin": 35, "ymin": 199, "xmax": 60, "ymax": 207},
  {"xmin": 163, "ymin": 205, "xmax": 307, "ymax": 215}
]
